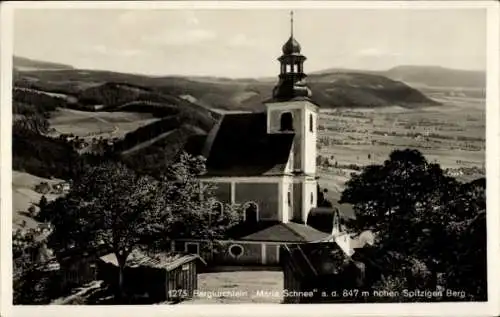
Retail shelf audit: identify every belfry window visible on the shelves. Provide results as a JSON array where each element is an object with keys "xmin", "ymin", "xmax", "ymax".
[
  {"xmin": 280, "ymin": 112, "xmax": 294, "ymax": 131},
  {"xmin": 309, "ymin": 114, "xmax": 314, "ymax": 132}
]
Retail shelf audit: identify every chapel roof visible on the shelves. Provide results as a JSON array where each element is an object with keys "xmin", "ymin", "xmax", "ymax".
[
  {"xmin": 240, "ymin": 222, "xmax": 330, "ymax": 243},
  {"xmin": 186, "ymin": 112, "xmax": 294, "ymax": 177}
]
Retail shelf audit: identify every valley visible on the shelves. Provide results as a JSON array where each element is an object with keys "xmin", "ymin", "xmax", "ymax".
[
  {"xmin": 317, "ymin": 93, "xmax": 485, "ymax": 198},
  {"xmin": 48, "ymin": 108, "xmax": 160, "ymax": 141}
]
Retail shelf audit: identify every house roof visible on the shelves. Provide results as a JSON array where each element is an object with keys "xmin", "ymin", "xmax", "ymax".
[
  {"xmin": 99, "ymin": 249, "xmax": 206, "ymax": 271},
  {"xmin": 240, "ymin": 222, "xmax": 330, "ymax": 243},
  {"xmin": 186, "ymin": 112, "xmax": 294, "ymax": 177}
]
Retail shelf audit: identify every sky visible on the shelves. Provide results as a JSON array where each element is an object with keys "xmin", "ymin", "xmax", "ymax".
[{"xmin": 13, "ymin": 8, "xmax": 487, "ymax": 78}]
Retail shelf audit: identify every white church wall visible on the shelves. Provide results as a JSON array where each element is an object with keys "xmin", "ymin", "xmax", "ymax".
[
  {"xmin": 280, "ymin": 177, "xmax": 294, "ymax": 223},
  {"xmin": 235, "ymin": 182, "xmax": 280, "ymax": 221},
  {"xmin": 302, "ymin": 179, "xmax": 318, "ymax": 223},
  {"xmin": 303, "ymin": 107, "xmax": 317, "ymax": 175}
]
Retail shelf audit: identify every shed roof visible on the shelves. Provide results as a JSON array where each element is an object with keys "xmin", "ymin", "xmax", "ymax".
[{"xmin": 99, "ymin": 249, "xmax": 206, "ymax": 271}]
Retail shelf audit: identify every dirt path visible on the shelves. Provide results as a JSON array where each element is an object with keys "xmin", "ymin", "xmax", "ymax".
[{"xmin": 121, "ymin": 130, "xmax": 176, "ymax": 156}]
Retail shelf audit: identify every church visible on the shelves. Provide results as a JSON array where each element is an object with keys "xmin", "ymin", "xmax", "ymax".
[{"xmin": 173, "ymin": 13, "xmax": 367, "ymax": 266}]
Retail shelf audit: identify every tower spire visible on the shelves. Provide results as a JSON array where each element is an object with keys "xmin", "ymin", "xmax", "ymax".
[{"xmin": 273, "ymin": 10, "xmax": 311, "ymax": 101}]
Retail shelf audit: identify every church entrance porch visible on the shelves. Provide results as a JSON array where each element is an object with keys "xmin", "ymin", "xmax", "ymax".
[{"xmin": 170, "ymin": 220, "xmax": 330, "ymax": 268}]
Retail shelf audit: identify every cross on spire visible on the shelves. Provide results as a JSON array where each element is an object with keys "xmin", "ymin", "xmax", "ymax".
[{"xmin": 290, "ymin": 10, "xmax": 294, "ymax": 38}]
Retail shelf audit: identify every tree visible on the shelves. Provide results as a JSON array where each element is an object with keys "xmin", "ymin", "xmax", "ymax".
[
  {"xmin": 340, "ymin": 149, "xmax": 486, "ymax": 300},
  {"xmin": 28, "ymin": 205, "xmax": 37, "ymax": 217},
  {"xmin": 317, "ymin": 185, "xmax": 332, "ymax": 208},
  {"xmin": 13, "ymin": 114, "xmax": 49, "ymax": 135},
  {"xmin": 41, "ymin": 152, "xmax": 241, "ymax": 300},
  {"xmin": 39, "ymin": 195, "xmax": 48, "ymax": 210}
]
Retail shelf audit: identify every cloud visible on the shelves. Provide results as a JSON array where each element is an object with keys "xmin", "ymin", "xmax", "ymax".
[
  {"xmin": 87, "ymin": 44, "xmax": 143, "ymax": 57},
  {"xmin": 227, "ymin": 34, "xmax": 257, "ymax": 47},
  {"xmin": 185, "ymin": 11, "xmax": 200, "ymax": 26},
  {"xmin": 117, "ymin": 11, "xmax": 138, "ymax": 25},
  {"xmin": 357, "ymin": 47, "xmax": 400, "ymax": 57},
  {"xmin": 145, "ymin": 28, "xmax": 217, "ymax": 46}
]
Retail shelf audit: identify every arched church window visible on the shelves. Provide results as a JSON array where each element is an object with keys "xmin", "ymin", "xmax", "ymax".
[
  {"xmin": 309, "ymin": 114, "xmax": 314, "ymax": 132},
  {"xmin": 280, "ymin": 112, "xmax": 294, "ymax": 132},
  {"xmin": 244, "ymin": 202, "xmax": 258, "ymax": 223},
  {"xmin": 310, "ymin": 192, "xmax": 314, "ymax": 204},
  {"xmin": 287, "ymin": 192, "xmax": 291, "ymax": 207}
]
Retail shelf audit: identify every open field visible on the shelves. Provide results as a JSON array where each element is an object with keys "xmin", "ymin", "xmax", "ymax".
[
  {"xmin": 317, "ymin": 95, "xmax": 485, "ymax": 196},
  {"xmin": 12, "ymin": 171, "xmax": 63, "ymax": 229},
  {"xmin": 48, "ymin": 108, "xmax": 160, "ymax": 140},
  {"xmin": 182, "ymin": 270, "xmax": 284, "ymax": 304}
]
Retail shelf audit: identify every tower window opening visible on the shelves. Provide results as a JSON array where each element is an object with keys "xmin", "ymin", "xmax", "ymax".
[
  {"xmin": 287, "ymin": 191, "xmax": 291, "ymax": 206},
  {"xmin": 309, "ymin": 114, "xmax": 314, "ymax": 132},
  {"xmin": 280, "ymin": 112, "xmax": 294, "ymax": 131}
]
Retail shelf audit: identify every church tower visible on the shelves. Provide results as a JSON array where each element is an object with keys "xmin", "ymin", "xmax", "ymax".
[{"xmin": 265, "ymin": 12, "xmax": 319, "ymax": 223}]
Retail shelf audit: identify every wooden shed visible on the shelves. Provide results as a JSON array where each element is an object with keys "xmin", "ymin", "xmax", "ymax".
[
  {"xmin": 97, "ymin": 249, "xmax": 206, "ymax": 303},
  {"xmin": 57, "ymin": 245, "xmax": 112, "ymax": 291}
]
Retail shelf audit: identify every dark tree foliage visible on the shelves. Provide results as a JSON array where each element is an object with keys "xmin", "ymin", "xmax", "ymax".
[
  {"xmin": 340, "ymin": 149, "xmax": 487, "ymax": 301},
  {"xmin": 39, "ymin": 153, "xmax": 241, "ymax": 301},
  {"xmin": 12, "ymin": 129, "xmax": 81, "ymax": 180}
]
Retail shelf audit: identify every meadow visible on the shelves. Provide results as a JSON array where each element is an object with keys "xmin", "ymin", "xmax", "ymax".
[
  {"xmin": 12, "ymin": 171, "xmax": 63, "ymax": 229},
  {"xmin": 48, "ymin": 108, "xmax": 160, "ymax": 140},
  {"xmin": 317, "ymin": 94, "xmax": 485, "ymax": 197}
]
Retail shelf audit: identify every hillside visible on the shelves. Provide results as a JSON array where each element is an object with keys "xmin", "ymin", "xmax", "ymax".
[
  {"xmin": 312, "ymin": 65, "xmax": 486, "ymax": 90},
  {"xmin": 384, "ymin": 65, "xmax": 485, "ymax": 89},
  {"xmin": 13, "ymin": 56, "xmax": 74, "ymax": 72},
  {"xmin": 12, "ymin": 57, "xmax": 449, "ymax": 178},
  {"xmin": 14, "ymin": 67, "xmax": 439, "ymax": 112}
]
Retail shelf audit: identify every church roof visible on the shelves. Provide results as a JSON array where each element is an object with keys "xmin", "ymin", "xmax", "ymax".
[
  {"xmin": 189, "ymin": 112, "xmax": 295, "ymax": 177},
  {"xmin": 240, "ymin": 222, "xmax": 330, "ymax": 243}
]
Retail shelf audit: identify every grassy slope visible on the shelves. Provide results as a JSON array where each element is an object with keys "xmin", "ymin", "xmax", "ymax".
[{"xmin": 12, "ymin": 171, "xmax": 64, "ymax": 229}]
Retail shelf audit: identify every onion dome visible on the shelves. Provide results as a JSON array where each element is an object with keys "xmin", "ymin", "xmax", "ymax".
[{"xmin": 282, "ymin": 36, "xmax": 301, "ymax": 55}]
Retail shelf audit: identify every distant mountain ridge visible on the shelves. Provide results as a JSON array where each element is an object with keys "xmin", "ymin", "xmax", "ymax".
[
  {"xmin": 312, "ymin": 65, "xmax": 486, "ymax": 89},
  {"xmin": 384, "ymin": 65, "xmax": 485, "ymax": 89},
  {"xmin": 12, "ymin": 56, "xmax": 481, "ymax": 178},
  {"xmin": 13, "ymin": 56, "xmax": 74, "ymax": 71},
  {"xmin": 13, "ymin": 56, "xmax": 445, "ymax": 111}
]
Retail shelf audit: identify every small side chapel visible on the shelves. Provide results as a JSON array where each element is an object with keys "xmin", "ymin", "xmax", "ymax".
[{"xmin": 175, "ymin": 13, "xmax": 345, "ymax": 266}]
